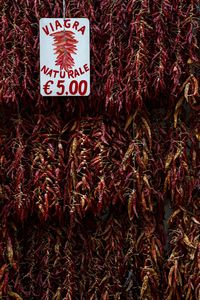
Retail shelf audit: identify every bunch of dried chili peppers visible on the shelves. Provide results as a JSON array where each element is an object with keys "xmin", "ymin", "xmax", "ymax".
[{"xmin": 0, "ymin": 0, "xmax": 199, "ymax": 299}]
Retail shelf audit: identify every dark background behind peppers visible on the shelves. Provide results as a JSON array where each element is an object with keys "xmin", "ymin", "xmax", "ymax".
[{"xmin": 0, "ymin": 1, "xmax": 199, "ymax": 299}]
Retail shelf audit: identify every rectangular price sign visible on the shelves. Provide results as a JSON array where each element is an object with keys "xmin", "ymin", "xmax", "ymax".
[{"xmin": 40, "ymin": 18, "xmax": 90, "ymax": 96}]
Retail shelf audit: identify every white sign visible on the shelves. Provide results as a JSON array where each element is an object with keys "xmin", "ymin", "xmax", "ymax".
[{"xmin": 40, "ymin": 18, "xmax": 90, "ymax": 96}]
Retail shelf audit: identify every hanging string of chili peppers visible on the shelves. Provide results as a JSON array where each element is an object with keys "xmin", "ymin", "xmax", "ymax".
[{"xmin": 0, "ymin": 0, "xmax": 199, "ymax": 300}]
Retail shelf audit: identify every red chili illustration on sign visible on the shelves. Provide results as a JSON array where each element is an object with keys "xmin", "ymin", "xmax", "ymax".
[{"xmin": 50, "ymin": 30, "xmax": 78, "ymax": 71}]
